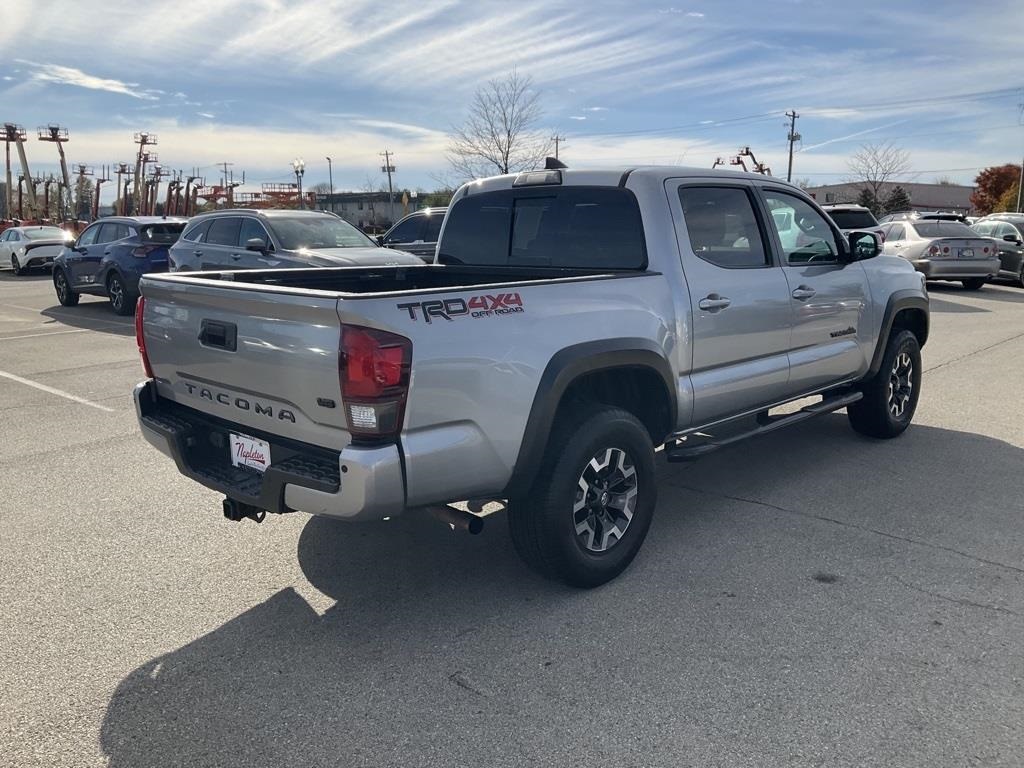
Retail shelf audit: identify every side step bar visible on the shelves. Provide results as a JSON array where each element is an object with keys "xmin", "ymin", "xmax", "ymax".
[{"xmin": 664, "ymin": 390, "xmax": 863, "ymax": 463}]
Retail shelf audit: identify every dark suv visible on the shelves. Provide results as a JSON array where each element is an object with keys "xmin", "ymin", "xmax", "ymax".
[
  {"xmin": 53, "ymin": 216, "xmax": 188, "ymax": 315},
  {"xmin": 169, "ymin": 209, "xmax": 422, "ymax": 272},
  {"xmin": 972, "ymin": 214, "xmax": 1024, "ymax": 286},
  {"xmin": 378, "ymin": 207, "xmax": 447, "ymax": 261}
]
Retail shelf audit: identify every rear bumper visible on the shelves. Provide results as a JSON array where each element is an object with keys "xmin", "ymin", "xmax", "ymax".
[
  {"xmin": 911, "ymin": 257, "xmax": 1000, "ymax": 280},
  {"xmin": 134, "ymin": 380, "xmax": 405, "ymax": 521}
]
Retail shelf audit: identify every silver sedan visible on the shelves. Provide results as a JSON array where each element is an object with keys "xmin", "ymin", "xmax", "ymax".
[{"xmin": 880, "ymin": 219, "xmax": 1000, "ymax": 290}]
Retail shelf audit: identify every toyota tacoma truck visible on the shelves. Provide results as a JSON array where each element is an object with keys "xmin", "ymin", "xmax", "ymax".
[{"xmin": 133, "ymin": 165, "xmax": 929, "ymax": 587}]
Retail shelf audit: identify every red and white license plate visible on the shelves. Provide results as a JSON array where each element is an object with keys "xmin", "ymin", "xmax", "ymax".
[
  {"xmin": 959, "ymin": 248, "xmax": 974, "ymax": 259},
  {"xmin": 229, "ymin": 432, "xmax": 270, "ymax": 473}
]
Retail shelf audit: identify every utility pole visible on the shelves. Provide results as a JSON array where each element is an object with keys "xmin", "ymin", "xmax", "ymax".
[
  {"xmin": 2, "ymin": 126, "xmax": 11, "ymax": 220},
  {"xmin": 132, "ymin": 133, "xmax": 157, "ymax": 215},
  {"xmin": 38, "ymin": 125, "xmax": 71, "ymax": 221},
  {"xmin": 325, "ymin": 156, "xmax": 334, "ymax": 213},
  {"xmin": 785, "ymin": 110, "xmax": 800, "ymax": 183},
  {"xmin": 380, "ymin": 150, "xmax": 395, "ymax": 219},
  {"xmin": 552, "ymin": 134, "xmax": 567, "ymax": 160},
  {"xmin": 93, "ymin": 165, "xmax": 109, "ymax": 221},
  {"xmin": 74, "ymin": 164, "xmax": 94, "ymax": 221},
  {"xmin": 113, "ymin": 163, "xmax": 131, "ymax": 215}
]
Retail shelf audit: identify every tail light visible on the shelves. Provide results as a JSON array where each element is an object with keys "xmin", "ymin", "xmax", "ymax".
[
  {"xmin": 942, "ymin": 246, "xmax": 950, "ymax": 254},
  {"xmin": 982, "ymin": 245, "xmax": 990, "ymax": 254},
  {"xmin": 928, "ymin": 245, "xmax": 939, "ymax": 255},
  {"xmin": 340, "ymin": 324, "xmax": 412, "ymax": 440},
  {"xmin": 132, "ymin": 245, "xmax": 159, "ymax": 258},
  {"xmin": 135, "ymin": 296, "xmax": 154, "ymax": 378}
]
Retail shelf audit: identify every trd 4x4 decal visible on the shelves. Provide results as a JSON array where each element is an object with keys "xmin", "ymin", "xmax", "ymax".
[{"xmin": 397, "ymin": 293, "xmax": 524, "ymax": 323}]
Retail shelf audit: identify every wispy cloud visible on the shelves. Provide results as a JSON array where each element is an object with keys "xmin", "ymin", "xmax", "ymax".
[
  {"xmin": 15, "ymin": 59, "xmax": 161, "ymax": 100},
  {"xmin": 569, "ymin": 116, "xmax": 587, "ymax": 121},
  {"xmin": 584, "ymin": 107, "xmax": 609, "ymax": 112},
  {"xmin": 799, "ymin": 120, "xmax": 909, "ymax": 152},
  {"xmin": 348, "ymin": 119, "xmax": 446, "ymax": 140},
  {"xmin": 196, "ymin": 112, "xmax": 215, "ymax": 119}
]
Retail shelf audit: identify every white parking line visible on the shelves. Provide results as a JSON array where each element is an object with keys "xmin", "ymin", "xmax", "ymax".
[
  {"xmin": 0, "ymin": 369, "xmax": 116, "ymax": 412},
  {"xmin": 0, "ymin": 329, "xmax": 92, "ymax": 341}
]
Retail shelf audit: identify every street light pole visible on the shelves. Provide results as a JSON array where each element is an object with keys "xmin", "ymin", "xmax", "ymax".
[
  {"xmin": 326, "ymin": 156, "xmax": 334, "ymax": 213},
  {"xmin": 292, "ymin": 158, "xmax": 305, "ymax": 210}
]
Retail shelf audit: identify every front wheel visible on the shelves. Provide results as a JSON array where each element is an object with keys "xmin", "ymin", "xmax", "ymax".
[
  {"xmin": 53, "ymin": 268, "xmax": 80, "ymax": 306},
  {"xmin": 508, "ymin": 406, "xmax": 656, "ymax": 588},
  {"xmin": 848, "ymin": 329, "xmax": 922, "ymax": 439},
  {"xmin": 107, "ymin": 272, "xmax": 136, "ymax": 316},
  {"xmin": 12, "ymin": 255, "xmax": 26, "ymax": 276},
  {"xmin": 962, "ymin": 277, "xmax": 986, "ymax": 290}
]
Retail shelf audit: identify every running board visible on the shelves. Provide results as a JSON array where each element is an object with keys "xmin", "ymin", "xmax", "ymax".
[{"xmin": 664, "ymin": 390, "xmax": 863, "ymax": 462}]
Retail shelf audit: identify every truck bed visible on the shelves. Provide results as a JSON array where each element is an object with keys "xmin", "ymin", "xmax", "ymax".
[{"xmin": 155, "ymin": 264, "xmax": 642, "ymax": 297}]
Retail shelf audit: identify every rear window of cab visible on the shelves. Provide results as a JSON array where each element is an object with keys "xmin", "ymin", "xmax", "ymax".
[{"xmin": 438, "ymin": 187, "xmax": 647, "ymax": 270}]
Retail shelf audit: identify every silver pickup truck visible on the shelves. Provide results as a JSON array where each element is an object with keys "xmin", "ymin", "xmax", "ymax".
[{"xmin": 133, "ymin": 166, "xmax": 929, "ymax": 587}]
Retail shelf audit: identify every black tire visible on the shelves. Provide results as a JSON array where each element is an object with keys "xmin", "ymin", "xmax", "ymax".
[
  {"xmin": 53, "ymin": 268, "xmax": 79, "ymax": 306},
  {"xmin": 961, "ymin": 277, "xmax": 986, "ymax": 290},
  {"xmin": 1018, "ymin": 263, "xmax": 1024, "ymax": 289},
  {"xmin": 12, "ymin": 255, "xmax": 27, "ymax": 276},
  {"xmin": 508, "ymin": 405, "xmax": 656, "ymax": 588},
  {"xmin": 107, "ymin": 272, "xmax": 136, "ymax": 316},
  {"xmin": 848, "ymin": 329, "xmax": 921, "ymax": 439}
]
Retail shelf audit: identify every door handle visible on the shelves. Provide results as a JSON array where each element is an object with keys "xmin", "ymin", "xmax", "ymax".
[
  {"xmin": 698, "ymin": 294, "xmax": 732, "ymax": 312},
  {"xmin": 193, "ymin": 250, "xmax": 204, "ymax": 257},
  {"xmin": 103, "ymin": 250, "xmax": 112, "ymax": 255},
  {"xmin": 791, "ymin": 286, "xmax": 816, "ymax": 300},
  {"xmin": 231, "ymin": 254, "xmax": 242, "ymax": 260}
]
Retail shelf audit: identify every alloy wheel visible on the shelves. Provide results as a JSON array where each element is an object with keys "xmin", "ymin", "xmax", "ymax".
[
  {"xmin": 572, "ymin": 447, "xmax": 639, "ymax": 553},
  {"xmin": 887, "ymin": 351, "xmax": 913, "ymax": 418},
  {"xmin": 55, "ymin": 271, "xmax": 68, "ymax": 301},
  {"xmin": 109, "ymin": 276, "xmax": 124, "ymax": 311}
]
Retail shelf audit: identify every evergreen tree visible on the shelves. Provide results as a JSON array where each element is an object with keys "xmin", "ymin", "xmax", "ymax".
[
  {"xmin": 856, "ymin": 187, "xmax": 879, "ymax": 216},
  {"xmin": 884, "ymin": 185, "xmax": 912, "ymax": 214}
]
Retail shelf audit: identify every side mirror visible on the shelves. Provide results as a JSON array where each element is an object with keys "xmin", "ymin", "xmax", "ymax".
[
  {"xmin": 1002, "ymin": 234, "xmax": 1021, "ymax": 244},
  {"xmin": 245, "ymin": 237, "xmax": 268, "ymax": 253},
  {"xmin": 376, "ymin": 235, "xmax": 384, "ymax": 246},
  {"xmin": 848, "ymin": 230, "xmax": 881, "ymax": 261}
]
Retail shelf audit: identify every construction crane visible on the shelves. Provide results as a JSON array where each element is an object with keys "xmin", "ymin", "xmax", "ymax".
[
  {"xmin": 38, "ymin": 125, "xmax": 71, "ymax": 221},
  {"xmin": 4, "ymin": 124, "xmax": 38, "ymax": 219},
  {"xmin": 132, "ymin": 133, "xmax": 157, "ymax": 214},
  {"xmin": 737, "ymin": 146, "xmax": 772, "ymax": 176}
]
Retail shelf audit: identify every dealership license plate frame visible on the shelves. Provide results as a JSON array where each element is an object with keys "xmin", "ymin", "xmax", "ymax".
[{"xmin": 229, "ymin": 432, "xmax": 271, "ymax": 473}]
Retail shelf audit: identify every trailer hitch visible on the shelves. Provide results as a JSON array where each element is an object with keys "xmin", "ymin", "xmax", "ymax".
[{"xmin": 222, "ymin": 498, "xmax": 267, "ymax": 524}]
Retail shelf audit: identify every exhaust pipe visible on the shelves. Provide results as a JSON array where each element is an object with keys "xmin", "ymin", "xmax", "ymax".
[{"xmin": 430, "ymin": 504, "xmax": 484, "ymax": 534}]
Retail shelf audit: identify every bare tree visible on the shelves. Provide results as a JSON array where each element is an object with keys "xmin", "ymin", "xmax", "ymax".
[
  {"xmin": 447, "ymin": 69, "xmax": 553, "ymax": 180},
  {"xmin": 846, "ymin": 142, "xmax": 911, "ymax": 203}
]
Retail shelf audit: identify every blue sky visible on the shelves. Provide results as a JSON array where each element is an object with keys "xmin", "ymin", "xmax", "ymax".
[{"xmin": 2, "ymin": 0, "xmax": 1022, "ymax": 203}]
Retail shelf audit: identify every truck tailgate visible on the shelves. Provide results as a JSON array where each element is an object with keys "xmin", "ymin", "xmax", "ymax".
[{"xmin": 140, "ymin": 278, "xmax": 350, "ymax": 450}]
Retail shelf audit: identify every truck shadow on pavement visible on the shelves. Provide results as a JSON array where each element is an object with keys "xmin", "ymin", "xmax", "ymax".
[{"xmin": 99, "ymin": 416, "xmax": 1024, "ymax": 767}]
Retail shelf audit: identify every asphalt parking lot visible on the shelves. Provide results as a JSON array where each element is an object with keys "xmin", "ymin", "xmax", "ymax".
[{"xmin": 2, "ymin": 269, "xmax": 1023, "ymax": 767}]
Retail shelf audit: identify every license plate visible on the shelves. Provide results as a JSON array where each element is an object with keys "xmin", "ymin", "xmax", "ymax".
[
  {"xmin": 229, "ymin": 432, "xmax": 270, "ymax": 473},
  {"xmin": 960, "ymin": 248, "xmax": 973, "ymax": 258}
]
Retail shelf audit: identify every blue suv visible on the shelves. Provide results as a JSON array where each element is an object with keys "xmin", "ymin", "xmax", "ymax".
[{"xmin": 53, "ymin": 216, "xmax": 188, "ymax": 315}]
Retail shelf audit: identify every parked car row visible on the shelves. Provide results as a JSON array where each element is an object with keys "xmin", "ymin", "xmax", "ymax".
[{"xmin": 816, "ymin": 203, "xmax": 1023, "ymax": 290}]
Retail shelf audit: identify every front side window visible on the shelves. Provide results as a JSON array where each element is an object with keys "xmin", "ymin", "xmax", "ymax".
[
  {"xmin": 763, "ymin": 191, "xmax": 839, "ymax": 264},
  {"xmin": 239, "ymin": 218, "xmax": 271, "ymax": 247},
  {"xmin": 206, "ymin": 217, "xmax": 243, "ymax": 246},
  {"xmin": 182, "ymin": 219, "xmax": 213, "ymax": 243},
  {"xmin": 384, "ymin": 215, "xmax": 424, "ymax": 244},
  {"xmin": 77, "ymin": 225, "xmax": 100, "ymax": 247},
  {"xmin": 269, "ymin": 216, "xmax": 374, "ymax": 250},
  {"xmin": 439, "ymin": 187, "xmax": 646, "ymax": 269},
  {"xmin": 678, "ymin": 186, "xmax": 768, "ymax": 269},
  {"xmin": 423, "ymin": 214, "xmax": 443, "ymax": 243}
]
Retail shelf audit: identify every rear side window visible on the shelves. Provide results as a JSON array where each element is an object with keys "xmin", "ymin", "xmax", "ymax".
[
  {"xmin": 423, "ymin": 215, "xmax": 443, "ymax": 242},
  {"xmin": 888, "ymin": 224, "xmax": 906, "ymax": 240},
  {"xmin": 140, "ymin": 223, "xmax": 185, "ymax": 244},
  {"xmin": 439, "ymin": 187, "xmax": 646, "ymax": 269},
  {"xmin": 97, "ymin": 223, "xmax": 130, "ymax": 243},
  {"xmin": 678, "ymin": 186, "xmax": 768, "ymax": 268},
  {"xmin": 206, "ymin": 217, "xmax": 243, "ymax": 246}
]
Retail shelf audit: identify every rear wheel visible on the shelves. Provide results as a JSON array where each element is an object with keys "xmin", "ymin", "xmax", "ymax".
[
  {"xmin": 962, "ymin": 277, "xmax": 986, "ymax": 290},
  {"xmin": 1018, "ymin": 263, "xmax": 1024, "ymax": 288},
  {"xmin": 107, "ymin": 272, "xmax": 136, "ymax": 316},
  {"xmin": 848, "ymin": 329, "xmax": 921, "ymax": 439},
  {"xmin": 508, "ymin": 405, "xmax": 656, "ymax": 588},
  {"xmin": 11, "ymin": 254, "xmax": 26, "ymax": 276},
  {"xmin": 53, "ymin": 268, "xmax": 79, "ymax": 306}
]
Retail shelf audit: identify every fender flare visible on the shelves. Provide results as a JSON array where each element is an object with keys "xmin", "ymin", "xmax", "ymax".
[
  {"xmin": 867, "ymin": 289, "xmax": 929, "ymax": 377},
  {"xmin": 502, "ymin": 338, "xmax": 676, "ymax": 498}
]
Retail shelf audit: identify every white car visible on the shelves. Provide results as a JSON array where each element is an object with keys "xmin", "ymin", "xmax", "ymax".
[{"xmin": 0, "ymin": 226, "xmax": 72, "ymax": 275}]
